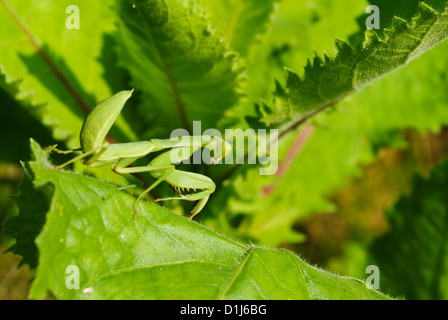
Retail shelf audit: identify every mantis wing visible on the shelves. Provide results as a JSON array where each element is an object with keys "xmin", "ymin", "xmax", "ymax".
[{"xmin": 80, "ymin": 90, "xmax": 134, "ymax": 153}]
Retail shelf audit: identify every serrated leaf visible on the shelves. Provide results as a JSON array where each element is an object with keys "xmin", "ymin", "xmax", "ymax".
[
  {"xmin": 0, "ymin": 70, "xmax": 60, "ymax": 163},
  {"xmin": 370, "ymin": 160, "xmax": 448, "ymax": 300},
  {"xmin": 262, "ymin": 1, "xmax": 448, "ymax": 126},
  {"xmin": 219, "ymin": 0, "xmax": 372, "ymax": 130},
  {"xmin": 367, "ymin": 0, "xmax": 448, "ymax": 28},
  {"xmin": 115, "ymin": 0, "xmax": 245, "ymax": 137},
  {"xmin": 3, "ymin": 164, "xmax": 51, "ymax": 269},
  {"xmin": 204, "ymin": 1, "xmax": 448, "ymax": 248},
  {"xmin": 208, "ymin": 38, "xmax": 448, "ymax": 248},
  {"xmin": 11, "ymin": 140, "xmax": 390, "ymax": 300},
  {"xmin": 0, "ymin": 0, "xmax": 137, "ymax": 147}
]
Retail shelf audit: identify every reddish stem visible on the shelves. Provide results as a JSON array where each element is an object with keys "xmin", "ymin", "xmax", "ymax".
[{"xmin": 263, "ymin": 125, "xmax": 314, "ymax": 196}]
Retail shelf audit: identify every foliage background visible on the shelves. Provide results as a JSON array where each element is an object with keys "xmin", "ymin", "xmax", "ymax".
[{"xmin": 0, "ymin": 0, "xmax": 447, "ymax": 299}]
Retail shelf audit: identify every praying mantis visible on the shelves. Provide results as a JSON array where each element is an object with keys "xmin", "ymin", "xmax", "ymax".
[{"xmin": 48, "ymin": 90, "xmax": 232, "ymax": 219}]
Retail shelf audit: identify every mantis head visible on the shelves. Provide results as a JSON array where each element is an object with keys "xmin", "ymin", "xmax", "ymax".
[{"xmin": 205, "ymin": 136, "xmax": 232, "ymax": 165}]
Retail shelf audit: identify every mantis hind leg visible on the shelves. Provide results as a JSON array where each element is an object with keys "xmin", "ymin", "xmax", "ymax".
[
  {"xmin": 111, "ymin": 161, "xmax": 175, "ymax": 219},
  {"xmin": 132, "ymin": 170, "xmax": 172, "ymax": 220}
]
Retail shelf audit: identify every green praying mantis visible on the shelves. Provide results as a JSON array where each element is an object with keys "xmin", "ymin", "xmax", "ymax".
[{"xmin": 48, "ymin": 90, "xmax": 232, "ymax": 219}]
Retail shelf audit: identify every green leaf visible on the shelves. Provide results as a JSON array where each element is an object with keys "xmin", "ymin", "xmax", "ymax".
[
  {"xmin": 11, "ymin": 140, "xmax": 390, "ymax": 300},
  {"xmin": 3, "ymin": 162, "xmax": 51, "ymax": 269},
  {"xmin": 0, "ymin": 68, "xmax": 58, "ymax": 162},
  {"xmin": 0, "ymin": 0, "xmax": 137, "ymax": 147},
  {"xmin": 115, "ymin": 0, "xmax": 245, "ymax": 136},
  {"xmin": 370, "ymin": 160, "xmax": 448, "ymax": 300},
  {"xmin": 208, "ymin": 37, "xmax": 448, "ymax": 248},
  {"xmin": 219, "ymin": 0, "xmax": 370, "ymax": 129},
  {"xmin": 261, "ymin": 1, "xmax": 448, "ymax": 126},
  {"xmin": 367, "ymin": 0, "xmax": 448, "ymax": 28}
]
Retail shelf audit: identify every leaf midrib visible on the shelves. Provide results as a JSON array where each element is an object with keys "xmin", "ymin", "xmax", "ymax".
[
  {"xmin": 214, "ymin": 246, "xmax": 313, "ymax": 300},
  {"xmin": 215, "ymin": 245, "xmax": 254, "ymax": 299},
  {"xmin": 134, "ymin": 3, "xmax": 191, "ymax": 133},
  {"xmin": 77, "ymin": 258, "xmax": 240, "ymax": 297},
  {"xmin": 225, "ymin": 0, "xmax": 245, "ymax": 43},
  {"xmin": 0, "ymin": 0, "xmax": 91, "ymax": 115}
]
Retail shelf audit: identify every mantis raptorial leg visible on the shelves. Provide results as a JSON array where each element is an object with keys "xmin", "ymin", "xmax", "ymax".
[{"xmin": 47, "ymin": 90, "xmax": 232, "ymax": 219}]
